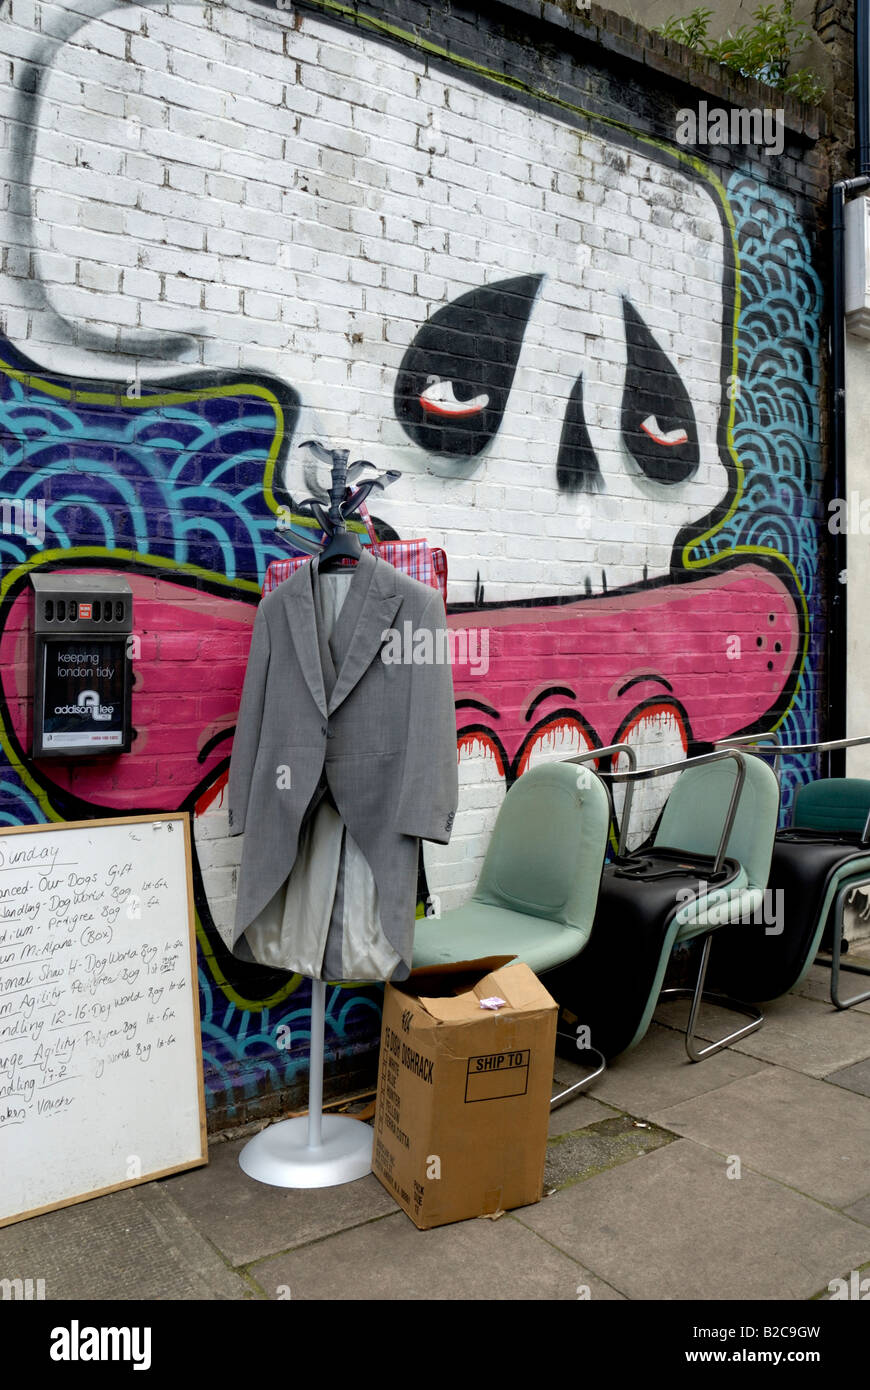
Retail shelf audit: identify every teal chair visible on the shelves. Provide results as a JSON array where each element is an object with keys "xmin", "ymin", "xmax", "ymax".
[
  {"xmin": 547, "ymin": 749, "xmax": 781, "ymax": 1061},
  {"xmin": 789, "ymin": 778, "xmax": 870, "ymax": 1007},
  {"xmin": 708, "ymin": 734, "xmax": 870, "ymax": 1009},
  {"xmin": 793, "ymin": 777, "xmax": 870, "ymax": 835},
  {"xmin": 413, "ymin": 759, "xmax": 613, "ymax": 1105},
  {"xmin": 651, "ymin": 751, "xmax": 782, "ymax": 1056}
]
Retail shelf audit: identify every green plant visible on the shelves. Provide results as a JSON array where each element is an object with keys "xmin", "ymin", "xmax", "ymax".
[
  {"xmin": 655, "ymin": 2, "xmax": 826, "ymax": 104},
  {"xmin": 657, "ymin": 6, "xmax": 714, "ymax": 50},
  {"xmin": 781, "ymin": 67, "xmax": 825, "ymax": 104}
]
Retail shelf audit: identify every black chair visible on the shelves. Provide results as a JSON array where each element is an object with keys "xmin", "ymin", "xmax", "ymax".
[
  {"xmin": 545, "ymin": 748, "xmax": 780, "ymax": 1062},
  {"xmin": 707, "ymin": 734, "xmax": 870, "ymax": 1009}
]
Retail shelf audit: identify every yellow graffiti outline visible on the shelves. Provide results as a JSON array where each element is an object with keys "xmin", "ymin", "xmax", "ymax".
[
  {"xmin": 0, "ymin": 543, "xmax": 308, "ymax": 1010},
  {"xmin": 0, "ymin": 367, "xmax": 368, "ymax": 1010},
  {"xmin": 299, "ymin": 0, "xmax": 810, "ymax": 728},
  {"xmin": 0, "ymin": 357, "xmax": 371, "ymax": 541},
  {"xmin": 0, "ymin": 364, "xmax": 286, "ymax": 516},
  {"xmin": 0, "ymin": 365, "xmax": 316, "ymax": 1030},
  {"xmin": 0, "ymin": 9, "xmax": 813, "ymax": 1013}
]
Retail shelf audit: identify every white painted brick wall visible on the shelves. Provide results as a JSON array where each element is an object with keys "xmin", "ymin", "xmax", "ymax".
[{"xmin": 0, "ymin": 0, "xmax": 774, "ymax": 924}]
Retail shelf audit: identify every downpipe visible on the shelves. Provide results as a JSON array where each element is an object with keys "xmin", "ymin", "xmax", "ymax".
[{"xmin": 827, "ymin": 0, "xmax": 870, "ymax": 776}]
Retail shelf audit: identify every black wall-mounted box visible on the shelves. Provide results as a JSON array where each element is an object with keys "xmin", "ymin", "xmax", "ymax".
[{"xmin": 30, "ymin": 574, "xmax": 133, "ymax": 757}]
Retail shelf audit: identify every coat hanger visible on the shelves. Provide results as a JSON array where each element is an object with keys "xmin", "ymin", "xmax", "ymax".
[
  {"xmin": 304, "ymin": 442, "xmax": 361, "ymax": 571},
  {"xmin": 289, "ymin": 441, "xmax": 400, "ymax": 571}
]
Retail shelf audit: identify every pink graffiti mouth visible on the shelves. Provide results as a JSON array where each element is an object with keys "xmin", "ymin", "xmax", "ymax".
[
  {"xmin": 0, "ymin": 568, "xmax": 256, "ymax": 813},
  {"xmin": 447, "ymin": 561, "xmax": 800, "ymax": 771},
  {"xmin": 0, "ymin": 560, "xmax": 800, "ymax": 814}
]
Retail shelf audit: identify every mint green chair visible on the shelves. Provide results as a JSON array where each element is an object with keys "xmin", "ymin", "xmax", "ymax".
[
  {"xmin": 413, "ymin": 760, "xmax": 613, "ymax": 1104},
  {"xmin": 648, "ymin": 751, "xmax": 781, "ymax": 1057},
  {"xmin": 709, "ymin": 733, "xmax": 870, "ymax": 1009},
  {"xmin": 553, "ymin": 748, "xmax": 781, "ymax": 1062}
]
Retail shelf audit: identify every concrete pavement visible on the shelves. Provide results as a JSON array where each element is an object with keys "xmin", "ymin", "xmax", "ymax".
[{"xmin": 3, "ymin": 958, "xmax": 870, "ymax": 1302}]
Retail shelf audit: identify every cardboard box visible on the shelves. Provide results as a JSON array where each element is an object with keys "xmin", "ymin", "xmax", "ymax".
[{"xmin": 372, "ymin": 956, "xmax": 557, "ymax": 1229}]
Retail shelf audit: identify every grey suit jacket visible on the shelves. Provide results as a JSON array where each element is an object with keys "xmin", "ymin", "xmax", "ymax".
[{"xmin": 227, "ymin": 548, "xmax": 459, "ymax": 980}]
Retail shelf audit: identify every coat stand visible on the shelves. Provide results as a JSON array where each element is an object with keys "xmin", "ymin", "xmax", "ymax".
[
  {"xmin": 238, "ymin": 980, "xmax": 374, "ymax": 1188},
  {"xmin": 240, "ymin": 442, "xmax": 381, "ymax": 1188}
]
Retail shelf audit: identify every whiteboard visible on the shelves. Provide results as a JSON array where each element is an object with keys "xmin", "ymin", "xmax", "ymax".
[{"xmin": 0, "ymin": 814, "xmax": 206, "ymax": 1226}]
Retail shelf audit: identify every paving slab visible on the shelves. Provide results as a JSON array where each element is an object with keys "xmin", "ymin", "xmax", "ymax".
[
  {"xmin": 514, "ymin": 1138, "xmax": 870, "ymax": 1301},
  {"xmin": 654, "ymin": 989, "xmax": 870, "ymax": 1078},
  {"xmin": 0, "ymin": 1184, "xmax": 249, "ymax": 1301},
  {"xmin": 248, "ymin": 1208, "xmax": 626, "ymax": 1300},
  {"xmin": 648, "ymin": 1067, "xmax": 870, "ymax": 1207},
  {"xmin": 826, "ymin": 1056, "xmax": 870, "ymax": 1097},
  {"xmin": 548, "ymin": 1085, "xmax": 619, "ymax": 1137},
  {"xmin": 545, "ymin": 1114, "xmax": 676, "ymax": 1189},
  {"xmin": 842, "ymin": 1194, "xmax": 870, "ymax": 1227},
  {"xmin": 792, "ymin": 962, "xmax": 870, "ymax": 1013},
  {"xmin": 159, "ymin": 1132, "xmax": 395, "ymax": 1267},
  {"xmin": 569, "ymin": 1021, "xmax": 768, "ymax": 1117}
]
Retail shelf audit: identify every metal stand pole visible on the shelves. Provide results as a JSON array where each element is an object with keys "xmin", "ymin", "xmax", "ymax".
[{"xmin": 239, "ymin": 980, "xmax": 373, "ymax": 1188}]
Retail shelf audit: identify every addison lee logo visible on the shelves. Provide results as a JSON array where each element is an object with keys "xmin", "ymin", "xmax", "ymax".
[
  {"xmin": 50, "ymin": 1320, "xmax": 152, "ymax": 1370},
  {"xmin": 53, "ymin": 689, "xmax": 114, "ymax": 721}
]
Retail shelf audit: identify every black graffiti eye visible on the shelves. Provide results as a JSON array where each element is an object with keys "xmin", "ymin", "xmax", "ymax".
[
  {"xmin": 419, "ymin": 378, "xmax": 491, "ymax": 418},
  {"xmin": 557, "ymin": 374, "xmax": 601, "ymax": 493},
  {"xmin": 394, "ymin": 275, "xmax": 542, "ymax": 457},
  {"xmin": 620, "ymin": 299, "xmax": 699, "ymax": 486}
]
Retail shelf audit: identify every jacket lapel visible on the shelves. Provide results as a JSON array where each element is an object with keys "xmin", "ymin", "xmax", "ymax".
[
  {"xmin": 281, "ymin": 562, "xmax": 328, "ymax": 718},
  {"xmin": 311, "ymin": 568, "xmax": 339, "ymax": 699},
  {"xmin": 327, "ymin": 550, "xmax": 402, "ymax": 715}
]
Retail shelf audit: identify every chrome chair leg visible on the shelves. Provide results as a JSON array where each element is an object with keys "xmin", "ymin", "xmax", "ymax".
[
  {"xmin": 660, "ymin": 933, "xmax": 764, "ymax": 1062},
  {"xmin": 824, "ymin": 881, "xmax": 870, "ymax": 1010},
  {"xmin": 550, "ymin": 1036, "xmax": 606, "ymax": 1108}
]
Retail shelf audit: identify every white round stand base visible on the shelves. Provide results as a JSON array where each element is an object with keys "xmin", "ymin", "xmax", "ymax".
[{"xmin": 238, "ymin": 1114, "xmax": 374, "ymax": 1189}]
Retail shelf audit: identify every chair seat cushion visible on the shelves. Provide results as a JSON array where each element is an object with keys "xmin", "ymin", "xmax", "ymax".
[
  {"xmin": 542, "ymin": 852, "xmax": 743, "ymax": 1060},
  {"xmin": 673, "ymin": 871, "xmax": 751, "ymax": 940},
  {"xmin": 706, "ymin": 834, "xmax": 870, "ymax": 1001},
  {"xmin": 412, "ymin": 901, "xmax": 586, "ymax": 974}
]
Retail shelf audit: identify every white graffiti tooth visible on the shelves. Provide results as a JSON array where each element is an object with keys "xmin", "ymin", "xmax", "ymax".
[
  {"xmin": 612, "ymin": 706, "xmax": 688, "ymax": 851},
  {"xmin": 422, "ymin": 735, "xmax": 506, "ymax": 914},
  {"xmin": 523, "ymin": 721, "xmax": 593, "ymax": 770},
  {"xmin": 192, "ymin": 776, "xmax": 241, "ymax": 955}
]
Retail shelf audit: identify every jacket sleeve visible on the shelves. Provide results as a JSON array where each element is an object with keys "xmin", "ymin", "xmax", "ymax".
[
  {"xmin": 393, "ymin": 589, "xmax": 459, "ymax": 845},
  {"xmin": 227, "ymin": 602, "xmax": 271, "ymax": 838}
]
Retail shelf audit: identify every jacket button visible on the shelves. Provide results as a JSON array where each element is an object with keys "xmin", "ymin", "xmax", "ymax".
[{"xmin": 321, "ymin": 725, "xmax": 328, "ymax": 736}]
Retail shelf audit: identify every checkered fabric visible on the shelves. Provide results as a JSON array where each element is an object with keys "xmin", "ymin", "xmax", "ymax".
[{"xmin": 263, "ymin": 540, "xmax": 448, "ymax": 600}]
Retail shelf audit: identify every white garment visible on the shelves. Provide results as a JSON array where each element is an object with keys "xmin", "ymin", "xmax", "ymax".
[{"xmin": 240, "ymin": 572, "xmax": 401, "ymax": 981}]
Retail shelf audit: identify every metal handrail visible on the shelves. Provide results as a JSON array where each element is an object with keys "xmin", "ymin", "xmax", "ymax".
[
  {"xmin": 747, "ymin": 733, "xmax": 870, "ymax": 756},
  {"xmin": 595, "ymin": 747, "xmax": 748, "ymax": 877},
  {"xmin": 716, "ymin": 731, "xmax": 782, "ymax": 776},
  {"xmin": 716, "ymin": 732, "xmax": 870, "ymax": 842},
  {"xmin": 562, "ymin": 746, "xmax": 748, "ymax": 877},
  {"xmin": 559, "ymin": 742, "xmax": 637, "ymax": 857}
]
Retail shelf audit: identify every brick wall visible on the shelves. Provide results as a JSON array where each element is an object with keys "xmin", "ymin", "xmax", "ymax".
[{"xmin": 0, "ymin": 0, "xmax": 833, "ymax": 1126}]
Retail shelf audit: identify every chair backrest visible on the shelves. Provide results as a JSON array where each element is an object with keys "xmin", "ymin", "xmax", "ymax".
[
  {"xmin": 472, "ymin": 761, "xmax": 612, "ymax": 933},
  {"xmin": 652, "ymin": 753, "xmax": 780, "ymax": 891},
  {"xmin": 792, "ymin": 778, "xmax": 870, "ymax": 836}
]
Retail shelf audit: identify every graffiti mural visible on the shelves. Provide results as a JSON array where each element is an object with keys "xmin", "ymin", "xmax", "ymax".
[{"xmin": 0, "ymin": 0, "xmax": 823, "ymax": 1115}]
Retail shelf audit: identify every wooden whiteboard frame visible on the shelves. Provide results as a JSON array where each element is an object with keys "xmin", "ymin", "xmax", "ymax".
[{"xmin": 0, "ymin": 812, "xmax": 207, "ymax": 1228}]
